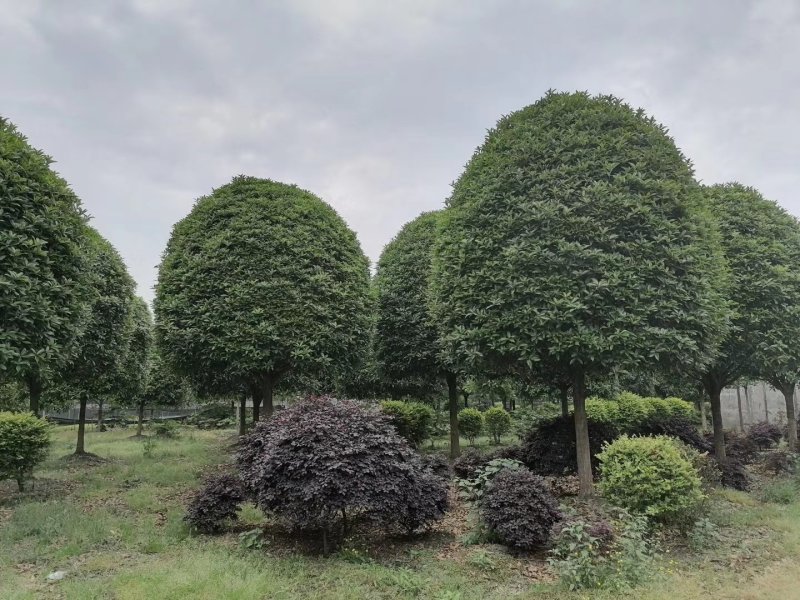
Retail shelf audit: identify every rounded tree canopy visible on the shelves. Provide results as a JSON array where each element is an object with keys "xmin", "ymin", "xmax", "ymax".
[
  {"xmin": 704, "ymin": 183, "xmax": 800, "ymax": 384},
  {"xmin": 431, "ymin": 91, "xmax": 729, "ymax": 380},
  {"xmin": 59, "ymin": 226, "xmax": 136, "ymax": 397},
  {"xmin": 375, "ymin": 211, "xmax": 442, "ymax": 385},
  {"xmin": 155, "ymin": 176, "xmax": 372, "ymax": 394},
  {"xmin": 0, "ymin": 118, "xmax": 87, "ymax": 383},
  {"xmin": 116, "ymin": 296, "xmax": 154, "ymax": 405}
]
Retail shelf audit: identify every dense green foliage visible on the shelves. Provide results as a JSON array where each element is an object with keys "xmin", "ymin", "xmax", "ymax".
[
  {"xmin": 0, "ymin": 411, "xmax": 50, "ymax": 491},
  {"xmin": 584, "ymin": 392, "xmax": 696, "ymax": 430},
  {"xmin": 458, "ymin": 408, "xmax": 484, "ymax": 444},
  {"xmin": 701, "ymin": 183, "xmax": 800, "ymax": 455},
  {"xmin": 116, "ymin": 297, "xmax": 153, "ymax": 407},
  {"xmin": 480, "ymin": 468, "xmax": 562, "ymax": 550},
  {"xmin": 50, "ymin": 227, "xmax": 135, "ymax": 453},
  {"xmin": 373, "ymin": 210, "xmax": 462, "ymax": 458},
  {"xmin": 380, "ymin": 400, "xmax": 435, "ymax": 447},
  {"xmin": 431, "ymin": 91, "xmax": 729, "ymax": 493},
  {"xmin": 374, "ymin": 211, "xmax": 443, "ymax": 386},
  {"xmin": 484, "ymin": 406, "xmax": 512, "ymax": 444},
  {"xmin": 598, "ymin": 435, "xmax": 705, "ymax": 523},
  {"xmin": 432, "ymin": 91, "xmax": 727, "ymax": 381},
  {"xmin": 549, "ymin": 511, "xmax": 655, "ymax": 591},
  {"xmin": 0, "ymin": 119, "xmax": 87, "ymax": 409},
  {"xmin": 155, "ymin": 177, "xmax": 371, "ymax": 415}
]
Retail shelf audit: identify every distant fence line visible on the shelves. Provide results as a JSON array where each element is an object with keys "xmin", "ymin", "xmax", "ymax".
[
  {"xmin": 45, "ymin": 406, "xmax": 200, "ymax": 425},
  {"xmin": 720, "ymin": 382, "xmax": 799, "ymax": 431}
]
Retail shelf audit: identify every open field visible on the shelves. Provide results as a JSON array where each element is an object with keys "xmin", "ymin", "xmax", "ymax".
[{"xmin": 2, "ymin": 426, "xmax": 800, "ymax": 600}]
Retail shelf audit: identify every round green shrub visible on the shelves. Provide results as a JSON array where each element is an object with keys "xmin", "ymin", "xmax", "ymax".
[
  {"xmin": 484, "ymin": 406, "xmax": 512, "ymax": 444},
  {"xmin": 0, "ymin": 411, "xmax": 51, "ymax": 491},
  {"xmin": 380, "ymin": 400, "xmax": 435, "ymax": 448},
  {"xmin": 458, "ymin": 408, "xmax": 484, "ymax": 444},
  {"xmin": 598, "ymin": 435, "xmax": 705, "ymax": 523}
]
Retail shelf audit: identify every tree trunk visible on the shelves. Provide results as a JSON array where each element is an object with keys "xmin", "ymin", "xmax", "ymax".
[
  {"xmin": 736, "ymin": 386, "xmax": 745, "ymax": 432},
  {"xmin": 698, "ymin": 397, "xmax": 707, "ymax": 431},
  {"xmin": 560, "ymin": 386, "xmax": 569, "ymax": 418},
  {"xmin": 263, "ymin": 375, "xmax": 274, "ymax": 419},
  {"xmin": 573, "ymin": 370, "xmax": 593, "ymax": 497},
  {"xmin": 446, "ymin": 372, "xmax": 460, "ymax": 459},
  {"xmin": 238, "ymin": 393, "xmax": 247, "ymax": 436},
  {"xmin": 763, "ymin": 382, "xmax": 769, "ymax": 423},
  {"xmin": 709, "ymin": 385, "xmax": 726, "ymax": 462},
  {"xmin": 782, "ymin": 382, "xmax": 797, "ymax": 451},
  {"xmin": 27, "ymin": 376, "xmax": 42, "ymax": 417},
  {"xmin": 75, "ymin": 394, "xmax": 88, "ymax": 455},
  {"xmin": 463, "ymin": 391, "xmax": 469, "ymax": 408},
  {"xmin": 96, "ymin": 398, "xmax": 106, "ymax": 432},
  {"xmin": 137, "ymin": 401, "xmax": 145, "ymax": 437},
  {"xmin": 252, "ymin": 385, "xmax": 262, "ymax": 423},
  {"xmin": 745, "ymin": 385, "xmax": 752, "ymax": 422}
]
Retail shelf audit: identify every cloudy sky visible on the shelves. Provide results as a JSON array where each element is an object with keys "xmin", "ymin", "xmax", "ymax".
[{"xmin": 2, "ymin": 0, "xmax": 798, "ymax": 303}]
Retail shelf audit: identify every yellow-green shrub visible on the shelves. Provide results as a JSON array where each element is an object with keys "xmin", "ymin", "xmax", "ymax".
[
  {"xmin": 0, "ymin": 411, "xmax": 51, "ymax": 491},
  {"xmin": 484, "ymin": 406, "xmax": 512, "ymax": 444},
  {"xmin": 598, "ymin": 435, "xmax": 704, "ymax": 523}
]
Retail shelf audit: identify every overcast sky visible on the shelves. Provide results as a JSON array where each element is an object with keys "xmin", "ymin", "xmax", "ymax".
[{"xmin": 2, "ymin": 0, "xmax": 799, "ymax": 303}]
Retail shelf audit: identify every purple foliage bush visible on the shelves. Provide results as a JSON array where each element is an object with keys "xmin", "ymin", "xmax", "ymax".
[
  {"xmin": 184, "ymin": 473, "xmax": 246, "ymax": 533},
  {"xmin": 747, "ymin": 421, "xmax": 783, "ymax": 450},
  {"xmin": 480, "ymin": 468, "xmax": 562, "ymax": 550},
  {"xmin": 235, "ymin": 396, "xmax": 448, "ymax": 549}
]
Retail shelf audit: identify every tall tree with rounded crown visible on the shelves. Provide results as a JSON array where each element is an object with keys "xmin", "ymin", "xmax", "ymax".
[
  {"xmin": 375, "ymin": 210, "xmax": 461, "ymax": 457},
  {"xmin": 56, "ymin": 227, "xmax": 135, "ymax": 455},
  {"xmin": 155, "ymin": 176, "xmax": 371, "ymax": 418},
  {"xmin": 701, "ymin": 183, "xmax": 800, "ymax": 455},
  {"xmin": 431, "ymin": 91, "xmax": 729, "ymax": 495},
  {"xmin": 0, "ymin": 118, "xmax": 88, "ymax": 415}
]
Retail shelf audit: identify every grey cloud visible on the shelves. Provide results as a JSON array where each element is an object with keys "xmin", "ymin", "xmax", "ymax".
[{"xmin": 1, "ymin": 0, "xmax": 797, "ymax": 303}]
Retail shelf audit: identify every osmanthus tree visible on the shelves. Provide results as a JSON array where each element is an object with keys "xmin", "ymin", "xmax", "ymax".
[
  {"xmin": 138, "ymin": 347, "xmax": 192, "ymax": 437},
  {"xmin": 701, "ymin": 183, "xmax": 800, "ymax": 455},
  {"xmin": 54, "ymin": 227, "xmax": 135, "ymax": 456},
  {"xmin": 155, "ymin": 176, "xmax": 372, "ymax": 421},
  {"xmin": 374, "ymin": 210, "xmax": 463, "ymax": 457},
  {"xmin": 115, "ymin": 297, "xmax": 154, "ymax": 436},
  {"xmin": 0, "ymin": 118, "xmax": 88, "ymax": 415},
  {"xmin": 431, "ymin": 91, "xmax": 729, "ymax": 495}
]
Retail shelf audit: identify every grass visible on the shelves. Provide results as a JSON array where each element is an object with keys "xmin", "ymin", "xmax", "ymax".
[{"xmin": 3, "ymin": 426, "xmax": 800, "ymax": 599}]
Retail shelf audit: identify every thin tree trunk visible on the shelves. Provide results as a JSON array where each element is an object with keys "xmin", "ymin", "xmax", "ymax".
[
  {"xmin": 263, "ymin": 374, "xmax": 274, "ymax": 419},
  {"xmin": 573, "ymin": 370, "xmax": 593, "ymax": 497},
  {"xmin": 698, "ymin": 397, "xmax": 707, "ymax": 431},
  {"xmin": 736, "ymin": 386, "xmax": 745, "ymax": 432},
  {"xmin": 709, "ymin": 385, "xmax": 726, "ymax": 462},
  {"xmin": 782, "ymin": 382, "xmax": 797, "ymax": 451},
  {"xmin": 463, "ymin": 391, "xmax": 469, "ymax": 408},
  {"xmin": 560, "ymin": 386, "xmax": 569, "ymax": 418},
  {"xmin": 75, "ymin": 394, "xmax": 88, "ymax": 455},
  {"xmin": 97, "ymin": 398, "xmax": 106, "ymax": 432},
  {"xmin": 763, "ymin": 381, "xmax": 770, "ymax": 423},
  {"xmin": 238, "ymin": 393, "xmax": 247, "ymax": 436},
  {"xmin": 28, "ymin": 376, "xmax": 42, "ymax": 417},
  {"xmin": 745, "ymin": 385, "xmax": 752, "ymax": 423},
  {"xmin": 446, "ymin": 372, "xmax": 460, "ymax": 459},
  {"xmin": 252, "ymin": 384, "xmax": 262, "ymax": 423},
  {"xmin": 136, "ymin": 401, "xmax": 145, "ymax": 436}
]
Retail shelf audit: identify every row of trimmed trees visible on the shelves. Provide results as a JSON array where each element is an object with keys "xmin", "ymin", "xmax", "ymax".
[
  {"xmin": 150, "ymin": 93, "xmax": 800, "ymax": 499},
  {"xmin": 7, "ymin": 91, "xmax": 800, "ymax": 491},
  {"xmin": 373, "ymin": 93, "xmax": 800, "ymax": 496},
  {"xmin": 0, "ymin": 118, "xmax": 177, "ymax": 454}
]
